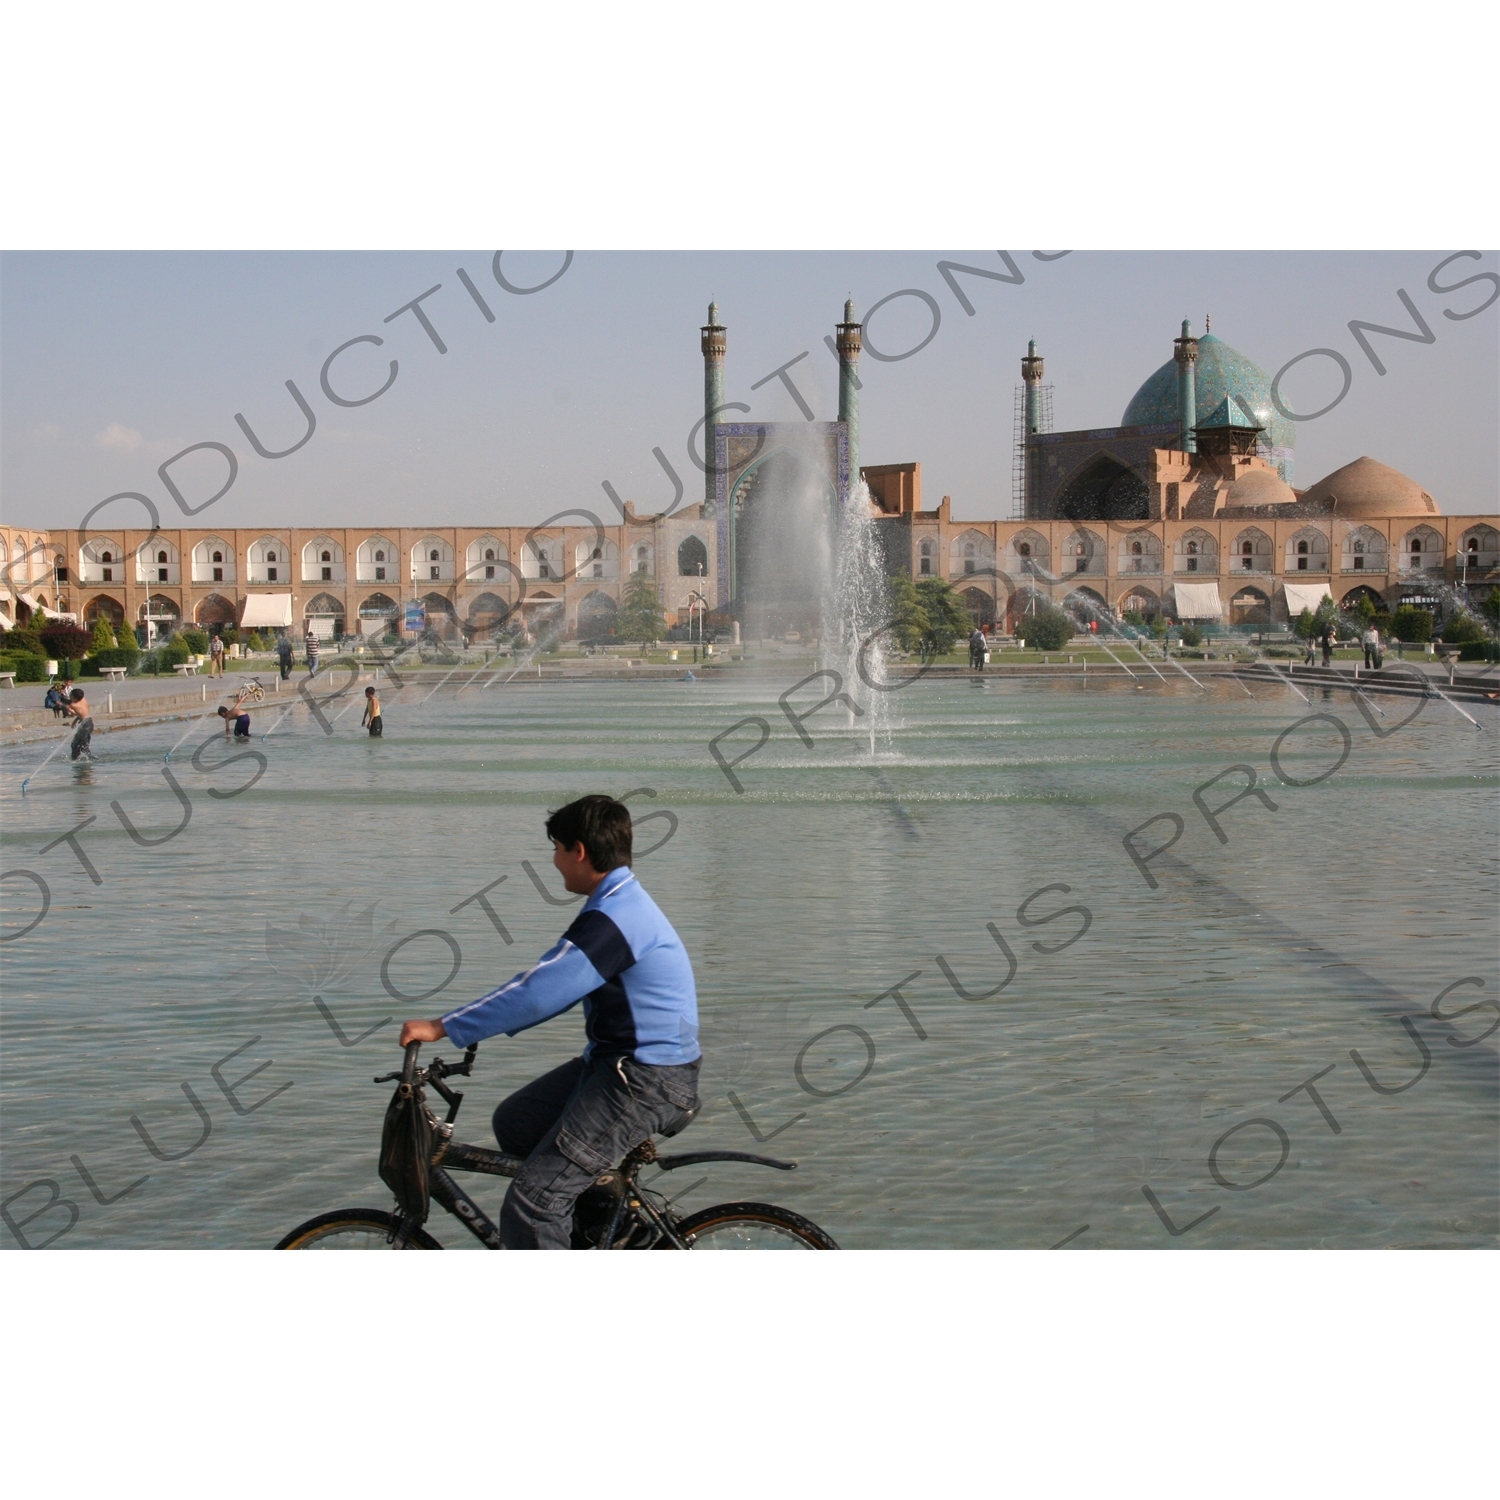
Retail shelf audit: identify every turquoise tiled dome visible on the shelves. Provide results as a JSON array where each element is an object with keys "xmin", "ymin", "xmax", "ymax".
[{"xmin": 1122, "ymin": 331, "xmax": 1295, "ymax": 484}]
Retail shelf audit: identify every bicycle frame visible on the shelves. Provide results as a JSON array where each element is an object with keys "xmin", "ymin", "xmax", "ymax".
[{"xmin": 383, "ymin": 1043, "xmax": 797, "ymax": 1251}]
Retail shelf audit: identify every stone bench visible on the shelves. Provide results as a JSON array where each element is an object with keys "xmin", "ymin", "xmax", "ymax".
[
  {"xmin": 0, "ymin": 672, "xmax": 14, "ymax": 688},
  {"xmin": 100, "ymin": 666, "xmax": 129, "ymax": 682},
  {"xmin": 172, "ymin": 662, "xmax": 199, "ymax": 675}
]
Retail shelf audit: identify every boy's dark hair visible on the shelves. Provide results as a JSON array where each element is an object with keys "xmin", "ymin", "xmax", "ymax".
[
  {"xmin": 365, "ymin": 686, "xmax": 376, "ymax": 696},
  {"xmin": 545, "ymin": 795, "xmax": 632, "ymax": 872},
  {"xmin": 69, "ymin": 688, "xmax": 85, "ymax": 702}
]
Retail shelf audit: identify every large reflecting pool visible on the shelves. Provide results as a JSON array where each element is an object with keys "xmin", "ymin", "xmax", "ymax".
[{"xmin": 2, "ymin": 669, "xmax": 1496, "ymax": 1249}]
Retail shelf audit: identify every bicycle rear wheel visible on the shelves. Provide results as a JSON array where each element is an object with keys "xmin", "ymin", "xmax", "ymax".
[
  {"xmin": 275, "ymin": 1208, "xmax": 443, "ymax": 1249},
  {"xmin": 671, "ymin": 1201, "xmax": 838, "ymax": 1249}
]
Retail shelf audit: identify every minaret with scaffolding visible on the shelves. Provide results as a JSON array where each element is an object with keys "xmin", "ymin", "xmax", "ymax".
[{"xmin": 1013, "ymin": 339, "xmax": 1053, "ymax": 518}]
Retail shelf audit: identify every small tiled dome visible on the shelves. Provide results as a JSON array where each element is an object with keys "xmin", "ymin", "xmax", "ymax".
[{"xmin": 1299, "ymin": 456, "xmax": 1439, "ymax": 517}]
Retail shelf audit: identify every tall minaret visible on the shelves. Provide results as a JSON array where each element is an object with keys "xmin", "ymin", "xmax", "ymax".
[
  {"xmin": 1173, "ymin": 318, "xmax": 1198, "ymax": 454},
  {"xmin": 701, "ymin": 301, "xmax": 726, "ymax": 508},
  {"xmin": 1021, "ymin": 339, "xmax": 1044, "ymax": 518},
  {"xmin": 836, "ymin": 298, "xmax": 862, "ymax": 499}
]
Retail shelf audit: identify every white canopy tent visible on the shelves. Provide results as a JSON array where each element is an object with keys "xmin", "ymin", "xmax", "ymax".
[
  {"xmin": 240, "ymin": 593, "xmax": 293, "ymax": 628},
  {"xmin": 1170, "ymin": 581, "xmax": 1223, "ymax": 619},
  {"xmin": 1282, "ymin": 582, "xmax": 1335, "ymax": 617}
]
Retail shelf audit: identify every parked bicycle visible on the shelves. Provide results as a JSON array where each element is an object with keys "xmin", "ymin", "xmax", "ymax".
[{"xmin": 275, "ymin": 1042, "xmax": 839, "ymax": 1250}]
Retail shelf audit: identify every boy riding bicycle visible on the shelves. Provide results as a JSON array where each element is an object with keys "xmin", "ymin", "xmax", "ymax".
[{"xmin": 399, "ymin": 795, "xmax": 700, "ymax": 1249}]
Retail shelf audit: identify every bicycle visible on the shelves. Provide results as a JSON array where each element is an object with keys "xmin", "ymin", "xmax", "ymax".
[
  {"xmin": 240, "ymin": 677, "xmax": 266, "ymax": 702},
  {"xmin": 275, "ymin": 1042, "xmax": 840, "ymax": 1250}
]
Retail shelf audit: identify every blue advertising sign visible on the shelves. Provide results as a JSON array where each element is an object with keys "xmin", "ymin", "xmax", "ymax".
[{"xmin": 404, "ymin": 600, "xmax": 426, "ymax": 634}]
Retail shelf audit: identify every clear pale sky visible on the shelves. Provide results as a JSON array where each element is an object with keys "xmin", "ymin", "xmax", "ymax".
[{"xmin": 2, "ymin": 249, "xmax": 1496, "ymax": 534}]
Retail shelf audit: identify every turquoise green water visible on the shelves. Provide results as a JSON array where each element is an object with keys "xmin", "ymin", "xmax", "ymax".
[{"xmin": 2, "ymin": 671, "xmax": 1496, "ymax": 1248}]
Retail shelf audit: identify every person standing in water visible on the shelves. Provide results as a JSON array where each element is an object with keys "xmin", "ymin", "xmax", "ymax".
[
  {"xmin": 64, "ymin": 687, "xmax": 95, "ymax": 761},
  {"xmin": 217, "ymin": 685, "xmax": 256, "ymax": 739},
  {"xmin": 361, "ymin": 685, "xmax": 383, "ymax": 737}
]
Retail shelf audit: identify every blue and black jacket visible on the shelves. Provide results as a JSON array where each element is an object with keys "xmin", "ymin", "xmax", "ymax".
[{"xmin": 441, "ymin": 867, "xmax": 700, "ymax": 1066}]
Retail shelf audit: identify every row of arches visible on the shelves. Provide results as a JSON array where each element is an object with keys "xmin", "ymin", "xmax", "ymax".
[
  {"xmin": 957, "ymin": 581, "xmax": 1403, "ymax": 633},
  {"xmin": 920, "ymin": 524, "xmax": 1500, "ymax": 580},
  {"xmin": 68, "ymin": 534, "xmax": 715, "ymax": 587}
]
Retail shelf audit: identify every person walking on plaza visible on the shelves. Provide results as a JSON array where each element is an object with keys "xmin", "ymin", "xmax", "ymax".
[
  {"xmin": 1320, "ymin": 619, "xmax": 1335, "ymax": 667},
  {"xmin": 304, "ymin": 628, "xmax": 320, "ymax": 679},
  {"xmin": 1302, "ymin": 632, "xmax": 1316, "ymax": 666},
  {"xmin": 1361, "ymin": 623, "xmax": 1383, "ymax": 670},
  {"xmin": 276, "ymin": 633, "xmax": 293, "ymax": 681},
  {"xmin": 397, "ymin": 795, "xmax": 701, "ymax": 1250},
  {"xmin": 968, "ymin": 626, "xmax": 987, "ymax": 670},
  {"xmin": 63, "ymin": 687, "xmax": 95, "ymax": 761},
  {"xmin": 209, "ymin": 631, "xmax": 225, "ymax": 677}
]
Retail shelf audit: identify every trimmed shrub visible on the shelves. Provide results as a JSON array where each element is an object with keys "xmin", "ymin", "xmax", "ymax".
[
  {"xmin": 1, "ymin": 629, "xmax": 45, "ymax": 657},
  {"xmin": 1458, "ymin": 640, "xmax": 1499, "ymax": 662},
  {"xmin": 1179, "ymin": 624, "xmax": 1203, "ymax": 648},
  {"xmin": 1390, "ymin": 605, "xmax": 1433, "ymax": 643},
  {"xmin": 83, "ymin": 646, "xmax": 142, "ymax": 675},
  {"xmin": 160, "ymin": 635, "xmax": 192, "ymax": 666},
  {"xmin": 179, "ymin": 627, "xmax": 209, "ymax": 655},
  {"xmin": 1016, "ymin": 604, "xmax": 1074, "ymax": 652},
  {"xmin": 6, "ymin": 654, "xmax": 48, "ymax": 682},
  {"xmin": 90, "ymin": 618, "xmax": 118, "ymax": 653}
]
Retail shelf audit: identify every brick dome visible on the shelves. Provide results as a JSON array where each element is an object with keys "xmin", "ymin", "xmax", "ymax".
[{"xmin": 1299, "ymin": 456, "xmax": 1439, "ymax": 518}]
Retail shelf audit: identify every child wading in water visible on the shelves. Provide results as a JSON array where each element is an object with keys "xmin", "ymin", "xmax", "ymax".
[{"xmin": 362, "ymin": 686, "xmax": 383, "ymax": 737}]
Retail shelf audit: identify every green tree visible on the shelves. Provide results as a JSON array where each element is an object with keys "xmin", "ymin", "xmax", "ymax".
[
  {"xmin": 616, "ymin": 572, "xmax": 665, "ymax": 650},
  {"xmin": 1122, "ymin": 609, "xmax": 1145, "ymax": 630},
  {"xmin": 1441, "ymin": 609, "xmax": 1485, "ymax": 644},
  {"xmin": 1292, "ymin": 607, "xmax": 1316, "ymax": 640},
  {"xmin": 887, "ymin": 574, "xmax": 930, "ymax": 654},
  {"xmin": 1479, "ymin": 586, "xmax": 1500, "ymax": 629},
  {"xmin": 1016, "ymin": 603, "xmax": 1074, "ymax": 651},
  {"xmin": 1353, "ymin": 594, "xmax": 1377, "ymax": 627},
  {"xmin": 913, "ymin": 578, "xmax": 971, "ymax": 655},
  {"xmin": 1179, "ymin": 624, "xmax": 1203, "ymax": 648},
  {"xmin": 90, "ymin": 617, "xmax": 117, "ymax": 653}
]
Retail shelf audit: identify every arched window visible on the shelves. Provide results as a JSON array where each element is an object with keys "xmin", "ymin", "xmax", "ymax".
[
  {"xmin": 157, "ymin": 550, "xmax": 168, "ymax": 563},
  {"xmin": 677, "ymin": 536, "xmax": 708, "ymax": 576},
  {"xmin": 321, "ymin": 550, "xmax": 331, "ymax": 563},
  {"xmin": 1297, "ymin": 540, "xmax": 1308, "ymax": 553},
  {"xmin": 1187, "ymin": 540, "xmax": 1198, "ymax": 555},
  {"xmin": 1468, "ymin": 537, "xmax": 1480, "ymax": 552},
  {"xmin": 375, "ymin": 549, "xmax": 385, "ymax": 562},
  {"xmin": 1132, "ymin": 541, "xmax": 1143, "ymax": 555},
  {"xmin": 485, "ymin": 548, "xmax": 495, "ymax": 560},
  {"xmin": 918, "ymin": 539, "xmax": 933, "ymax": 576},
  {"xmin": 1241, "ymin": 540, "xmax": 1252, "ymax": 555},
  {"xmin": 212, "ymin": 550, "xmax": 222, "ymax": 562},
  {"xmin": 963, "ymin": 541, "xmax": 976, "ymax": 574},
  {"xmin": 430, "ymin": 549, "xmax": 440, "ymax": 561},
  {"xmin": 1018, "ymin": 542, "xmax": 1031, "ymax": 557},
  {"xmin": 102, "ymin": 551, "xmax": 113, "ymax": 562}
]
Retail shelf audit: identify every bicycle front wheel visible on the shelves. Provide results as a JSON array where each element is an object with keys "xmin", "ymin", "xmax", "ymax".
[
  {"xmin": 275, "ymin": 1208, "xmax": 443, "ymax": 1249},
  {"xmin": 671, "ymin": 1201, "xmax": 838, "ymax": 1249}
]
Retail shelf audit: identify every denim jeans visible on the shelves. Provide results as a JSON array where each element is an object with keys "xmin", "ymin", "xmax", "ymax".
[{"xmin": 492, "ymin": 1052, "xmax": 700, "ymax": 1249}]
